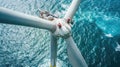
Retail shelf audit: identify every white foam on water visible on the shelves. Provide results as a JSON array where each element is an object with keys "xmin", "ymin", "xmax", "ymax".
[
  {"xmin": 105, "ymin": 33, "xmax": 113, "ymax": 37},
  {"xmin": 115, "ymin": 42, "xmax": 120, "ymax": 51}
]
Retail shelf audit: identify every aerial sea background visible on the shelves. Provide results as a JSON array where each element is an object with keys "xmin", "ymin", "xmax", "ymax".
[{"xmin": 0, "ymin": 0, "xmax": 120, "ymax": 67}]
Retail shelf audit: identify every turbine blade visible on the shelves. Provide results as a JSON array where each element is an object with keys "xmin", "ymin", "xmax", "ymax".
[
  {"xmin": 64, "ymin": 0, "xmax": 80, "ymax": 19},
  {"xmin": 65, "ymin": 36, "xmax": 88, "ymax": 67},
  {"xmin": 0, "ymin": 7, "xmax": 56, "ymax": 32}
]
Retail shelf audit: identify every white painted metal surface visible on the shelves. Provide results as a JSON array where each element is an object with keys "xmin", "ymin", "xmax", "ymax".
[
  {"xmin": 0, "ymin": 0, "xmax": 88, "ymax": 67},
  {"xmin": 66, "ymin": 36, "xmax": 88, "ymax": 67},
  {"xmin": 64, "ymin": 0, "xmax": 80, "ymax": 19},
  {"xmin": 0, "ymin": 7, "xmax": 56, "ymax": 32}
]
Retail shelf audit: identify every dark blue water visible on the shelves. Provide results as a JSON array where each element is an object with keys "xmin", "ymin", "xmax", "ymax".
[{"xmin": 0, "ymin": 0, "xmax": 120, "ymax": 67}]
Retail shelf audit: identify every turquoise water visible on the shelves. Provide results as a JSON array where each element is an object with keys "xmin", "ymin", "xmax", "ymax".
[{"xmin": 0, "ymin": 0, "xmax": 120, "ymax": 67}]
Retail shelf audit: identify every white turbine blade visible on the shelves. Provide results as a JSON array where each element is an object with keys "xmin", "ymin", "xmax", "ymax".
[
  {"xmin": 0, "ymin": 7, "xmax": 56, "ymax": 32},
  {"xmin": 64, "ymin": 0, "xmax": 80, "ymax": 19},
  {"xmin": 65, "ymin": 36, "xmax": 88, "ymax": 67},
  {"xmin": 50, "ymin": 34, "xmax": 57, "ymax": 67}
]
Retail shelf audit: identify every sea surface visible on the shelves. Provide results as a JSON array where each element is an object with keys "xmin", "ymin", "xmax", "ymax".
[{"xmin": 0, "ymin": 0, "xmax": 120, "ymax": 67}]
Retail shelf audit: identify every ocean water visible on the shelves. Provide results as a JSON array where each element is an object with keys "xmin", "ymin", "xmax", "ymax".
[{"xmin": 0, "ymin": 0, "xmax": 120, "ymax": 67}]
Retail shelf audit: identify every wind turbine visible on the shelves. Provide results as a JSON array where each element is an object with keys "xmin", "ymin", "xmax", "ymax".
[{"xmin": 0, "ymin": 0, "xmax": 88, "ymax": 67}]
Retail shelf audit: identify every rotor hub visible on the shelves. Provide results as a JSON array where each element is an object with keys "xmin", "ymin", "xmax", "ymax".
[{"xmin": 53, "ymin": 18, "xmax": 71, "ymax": 38}]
